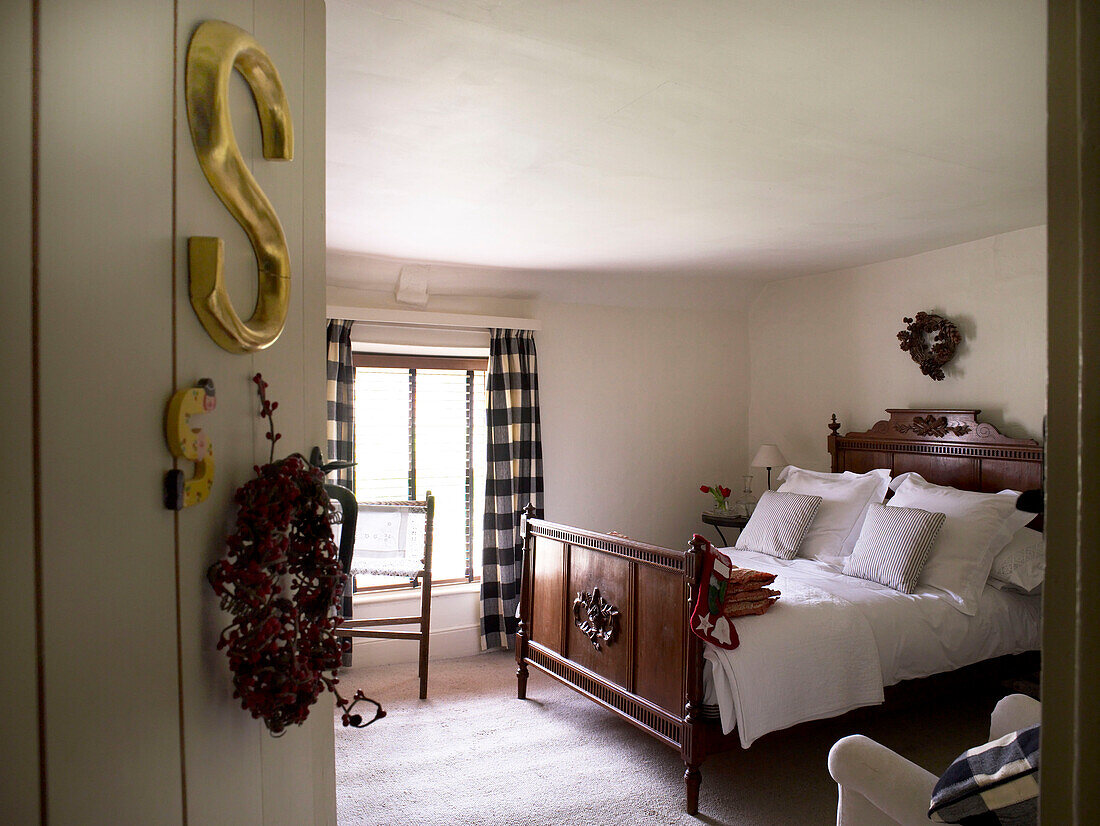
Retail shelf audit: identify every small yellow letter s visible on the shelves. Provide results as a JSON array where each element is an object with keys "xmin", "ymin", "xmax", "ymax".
[{"xmin": 165, "ymin": 379, "xmax": 216, "ymax": 509}]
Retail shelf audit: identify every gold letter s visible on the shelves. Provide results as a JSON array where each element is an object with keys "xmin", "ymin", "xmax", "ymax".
[{"xmin": 186, "ymin": 20, "xmax": 293, "ymax": 353}]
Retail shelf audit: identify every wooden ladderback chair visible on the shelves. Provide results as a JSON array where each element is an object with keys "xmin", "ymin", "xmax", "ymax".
[
  {"xmin": 325, "ymin": 483, "xmax": 359, "ymax": 668},
  {"xmin": 332, "ymin": 492, "xmax": 436, "ymax": 699}
]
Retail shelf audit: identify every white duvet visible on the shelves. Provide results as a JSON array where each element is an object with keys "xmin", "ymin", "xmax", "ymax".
[{"xmin": 702, "ymin": 548, "xmax": 1042, "ymax": 748}]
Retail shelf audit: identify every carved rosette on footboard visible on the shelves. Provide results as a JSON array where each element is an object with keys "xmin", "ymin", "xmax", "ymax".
[{"xmin": 572, "ymin": 587, "xmax": 620, "ymax": 650}]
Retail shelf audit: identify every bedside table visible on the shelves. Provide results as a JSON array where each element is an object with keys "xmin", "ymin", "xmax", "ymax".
[{"xmin": 701, "ymin": 512, "xmax": 749, "ymax": 546}]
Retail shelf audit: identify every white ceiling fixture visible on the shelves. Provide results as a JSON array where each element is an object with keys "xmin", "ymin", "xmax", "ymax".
[
  {"xmin": 394, "ymin": 264, "xmax": 430, "ymax": 305},
  {"xmin": 326, "ymin": 0, "xmax": 1045, "ymax": 280}
]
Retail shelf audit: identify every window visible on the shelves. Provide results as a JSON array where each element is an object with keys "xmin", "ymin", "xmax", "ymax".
[{"xmin": 351, "ymin": 353, "xmax": 487, "ymax": 589}]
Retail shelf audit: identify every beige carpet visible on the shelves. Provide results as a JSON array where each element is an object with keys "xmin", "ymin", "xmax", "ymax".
[{"xmin": 334, "ymin": 650, "xmax": 998, "ymax": 826}]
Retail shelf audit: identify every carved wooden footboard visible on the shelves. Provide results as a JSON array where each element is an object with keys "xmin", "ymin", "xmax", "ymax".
[{"xmin": 515, "ymin": 511, "xmax": 725, "ymax": 814}]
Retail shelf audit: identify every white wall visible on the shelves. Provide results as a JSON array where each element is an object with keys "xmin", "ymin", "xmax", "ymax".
[
  {"xmin": 3, "ymin": 3, "xmax": 332, "ymax": 823},
  {"xmin": 534, "ymin": 300, "xmax": 752, "ymax": 548},
  {"xmin": 747, "ymin": 226, "xmax": 1047, "ymax": 478}
]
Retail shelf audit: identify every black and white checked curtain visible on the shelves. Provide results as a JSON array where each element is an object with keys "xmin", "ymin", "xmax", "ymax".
[
  {"xmin": 325, "ymin": 319, "xmax": 356, "ymax": 490},
  {"xmin": 480, "ymin": 329, "xmax": 544, "ymax": 650}
]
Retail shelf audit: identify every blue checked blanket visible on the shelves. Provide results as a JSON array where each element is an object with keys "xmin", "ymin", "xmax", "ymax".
[{"xmin": 929, "ymin": 723, "xmax": 1039, "ymax": 825}]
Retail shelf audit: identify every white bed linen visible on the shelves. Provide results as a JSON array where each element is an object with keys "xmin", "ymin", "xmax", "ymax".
[
  {"xmin": 704, "ymin": 555, "xmax": 884, "ymax": 748},
  {"xmin": 702, "ymin": 548, "xmax": 1041, "ymax": 748}
]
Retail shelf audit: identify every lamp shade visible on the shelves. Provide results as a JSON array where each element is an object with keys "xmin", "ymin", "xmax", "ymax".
[{"xmin": 751, "ymin": 443, "xmax": 787, "ymax": 469}]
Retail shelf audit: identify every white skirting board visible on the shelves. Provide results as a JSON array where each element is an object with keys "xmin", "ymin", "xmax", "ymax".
[
  {"xmin": 349, "ymin": 622, "xmax": 482, "ymax": 666},
  {"xmin": 348, "ymin": 585, "xmax": 482, "ymax": 666}
]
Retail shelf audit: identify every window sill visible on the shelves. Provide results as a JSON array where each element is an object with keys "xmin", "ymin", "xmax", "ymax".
[{"xmin": 352, "ymin": 580, "xmax": 480, "ymax": 606}]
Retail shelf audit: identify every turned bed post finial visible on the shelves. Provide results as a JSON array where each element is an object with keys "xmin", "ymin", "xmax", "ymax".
[{"xmin": 828, "ymin": 414, "xmax": 842, "ymax": 473}]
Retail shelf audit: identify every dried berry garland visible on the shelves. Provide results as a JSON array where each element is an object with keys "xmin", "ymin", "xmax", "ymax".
[
  {"xmin": 207, "ymin": 373, "xmax": 383, "ymax": 735},
  {"xmin": 897, "ymin": 312, "xmax": 961, "ymax": 381}
]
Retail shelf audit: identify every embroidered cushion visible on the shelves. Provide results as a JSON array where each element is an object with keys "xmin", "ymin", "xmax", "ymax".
[
  {"xmin": 987, "ymin": 527, "xmax": 1045, "ymax": 594},
  {"xmin": 929, "ymin": 724, "xmax": 1040, "ymax": 824}
]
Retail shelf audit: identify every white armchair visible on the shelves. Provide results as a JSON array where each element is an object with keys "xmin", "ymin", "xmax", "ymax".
[{"xmin": 827, "ymin": 693, "xmax": 1041, "ymax": 826}]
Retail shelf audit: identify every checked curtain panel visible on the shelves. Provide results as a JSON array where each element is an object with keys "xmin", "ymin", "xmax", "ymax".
[
  {"xmin": 480, "ymin": 329, "xmax": 544, "ymax": 650},
  {"xmin": 325, "ymin": 319, "xmax": 356, "ymax": 491}
]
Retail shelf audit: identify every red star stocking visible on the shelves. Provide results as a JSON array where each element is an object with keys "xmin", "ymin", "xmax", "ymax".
[{"xmin": 690, "ymin": 536, "xmax": 740, "ymax": 649}]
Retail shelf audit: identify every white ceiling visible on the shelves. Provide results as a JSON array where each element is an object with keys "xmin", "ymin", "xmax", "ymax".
[{"xmin": 326, "ymin": 0, "xmax": 1045, "ymax": 281}]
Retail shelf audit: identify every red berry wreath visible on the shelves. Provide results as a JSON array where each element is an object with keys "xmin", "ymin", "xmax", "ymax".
[{"xmin": 207, "ymin": 374, "xmax": 381, "ymax": 734}]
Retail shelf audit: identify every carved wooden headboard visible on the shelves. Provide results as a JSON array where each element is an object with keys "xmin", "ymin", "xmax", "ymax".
[{"xmin": 828, "ymin": 409, "xmax": 1043, "ymax": 508}]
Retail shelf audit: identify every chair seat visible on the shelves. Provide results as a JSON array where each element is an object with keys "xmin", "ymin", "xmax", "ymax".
[{"xmin": 352, "ymin": 560, "xmax": 421, "ymax": 578}]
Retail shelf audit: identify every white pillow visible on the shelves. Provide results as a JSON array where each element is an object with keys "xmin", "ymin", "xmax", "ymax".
[
  {"xmin": 735, "ymin": 490, "xmax": 823, "ymax": 560},
  {"xmin": 888, "ymin": 475, "xmax": 1020, "ymax": 615},
  {"xmin": 777, "ymin": 467, "xmax": 891, "ymax": 568},
  {"xmin": 843, "ymin": 503, "xmax": 946, "ymax": 592},
  {"xmin": 987, "ymin": 527, "xmax": 1045, "ymax": 594},
  {"xmin": 889, "ymin": 472, "xmax": 1033, "ymax": 558}
]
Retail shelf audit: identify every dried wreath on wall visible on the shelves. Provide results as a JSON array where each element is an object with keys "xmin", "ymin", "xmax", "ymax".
[
  {"xmin": 207, "ymin": 373, "xmax": 382, "ymax": 735},
  {"xmin": 897, "ymin": 312, "xmax": 962, "ymax": 381}
]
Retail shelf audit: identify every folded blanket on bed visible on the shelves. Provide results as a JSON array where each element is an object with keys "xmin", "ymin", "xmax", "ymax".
[
  {"xmin": 703, "ymin": 550, "xmax": 885, "ymax": 748},
  {"xmin": 691, "ymin": 537, "xmax": 780, "ymax": 649}
]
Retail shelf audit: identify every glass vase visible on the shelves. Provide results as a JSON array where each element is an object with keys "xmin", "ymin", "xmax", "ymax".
[{"xmin": 734, "ymin": 475, "xmax": 757, "ymax": 517}]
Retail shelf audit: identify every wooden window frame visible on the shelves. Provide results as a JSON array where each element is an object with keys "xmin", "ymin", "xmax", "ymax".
[{"xmin": 353, "ymin": 353, "xmax": 488, "ymax": 371}]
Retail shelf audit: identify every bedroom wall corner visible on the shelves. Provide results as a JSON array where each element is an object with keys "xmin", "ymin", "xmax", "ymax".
[
  {"xmin": 1042, "ymin": 0, "xmax": 1100, "ymax": 819},
  {"xmin": 302, "ymin": 0, "xmax": 338, "ymax": 819},
  {"xmin": 36, "ymin": 2, "xmax": 180, "ymax": 823},
  {"xmin": 173, "ymin": 2, "xmax": 333, "ymax": 824},
  {"xmin": 20, "ymin": 2, "xmax": 333, "ymax": 824},
  {"xmin": 0, "ymin": 2, "xmax": 40, "ymax": 822},
  {"xmin": 746, "ymin": 226, "xmax": 1048, "ymax": 477}
]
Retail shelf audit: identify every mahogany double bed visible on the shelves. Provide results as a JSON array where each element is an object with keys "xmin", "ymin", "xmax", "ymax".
[{"xmin": 514, "ymin": 409, "xmax": 1043, "ymax": 815}]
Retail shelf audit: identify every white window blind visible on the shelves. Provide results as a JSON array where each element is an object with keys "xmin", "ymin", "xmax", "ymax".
[
  {"xmin": 354, "ymin": 367, "xmax": 410, "ymax": 500},
  {"xmin": 352, "ymin": 358, "xmax": 486, "ymax": 585}
]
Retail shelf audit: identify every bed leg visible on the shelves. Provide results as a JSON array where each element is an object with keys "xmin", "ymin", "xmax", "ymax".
[
  {"xmin": 516, "ymin": 615, "xmax": 531, "ymax": 699},
  {"xmin": 684, "ymin": 764, "xmax": 701, "ymax": 815},
  {"xmin": 516, "ymin": 503, "xmax": 535, "ymax": 701},
  {"xmin": 516, "ymin": 660, "xmax": 529, "ymax": 700},
  {"xmin": 683, "ymin": 534, "xmax": 709, "ymax": 816}
]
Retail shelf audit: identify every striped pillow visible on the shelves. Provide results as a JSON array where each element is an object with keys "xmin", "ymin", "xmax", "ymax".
[
  {"xmin": 735, "ymin": 490, "xmax": 823, "ymax": 560},
  {"xmin": 843, "ymin": 503, "xmax": 946, "ymax": 592}
]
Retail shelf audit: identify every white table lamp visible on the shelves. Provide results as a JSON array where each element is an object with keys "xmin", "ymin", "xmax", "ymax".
[{"xmin": 751, "ymin": 443, "xmax": 788, "ymax": 490}]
